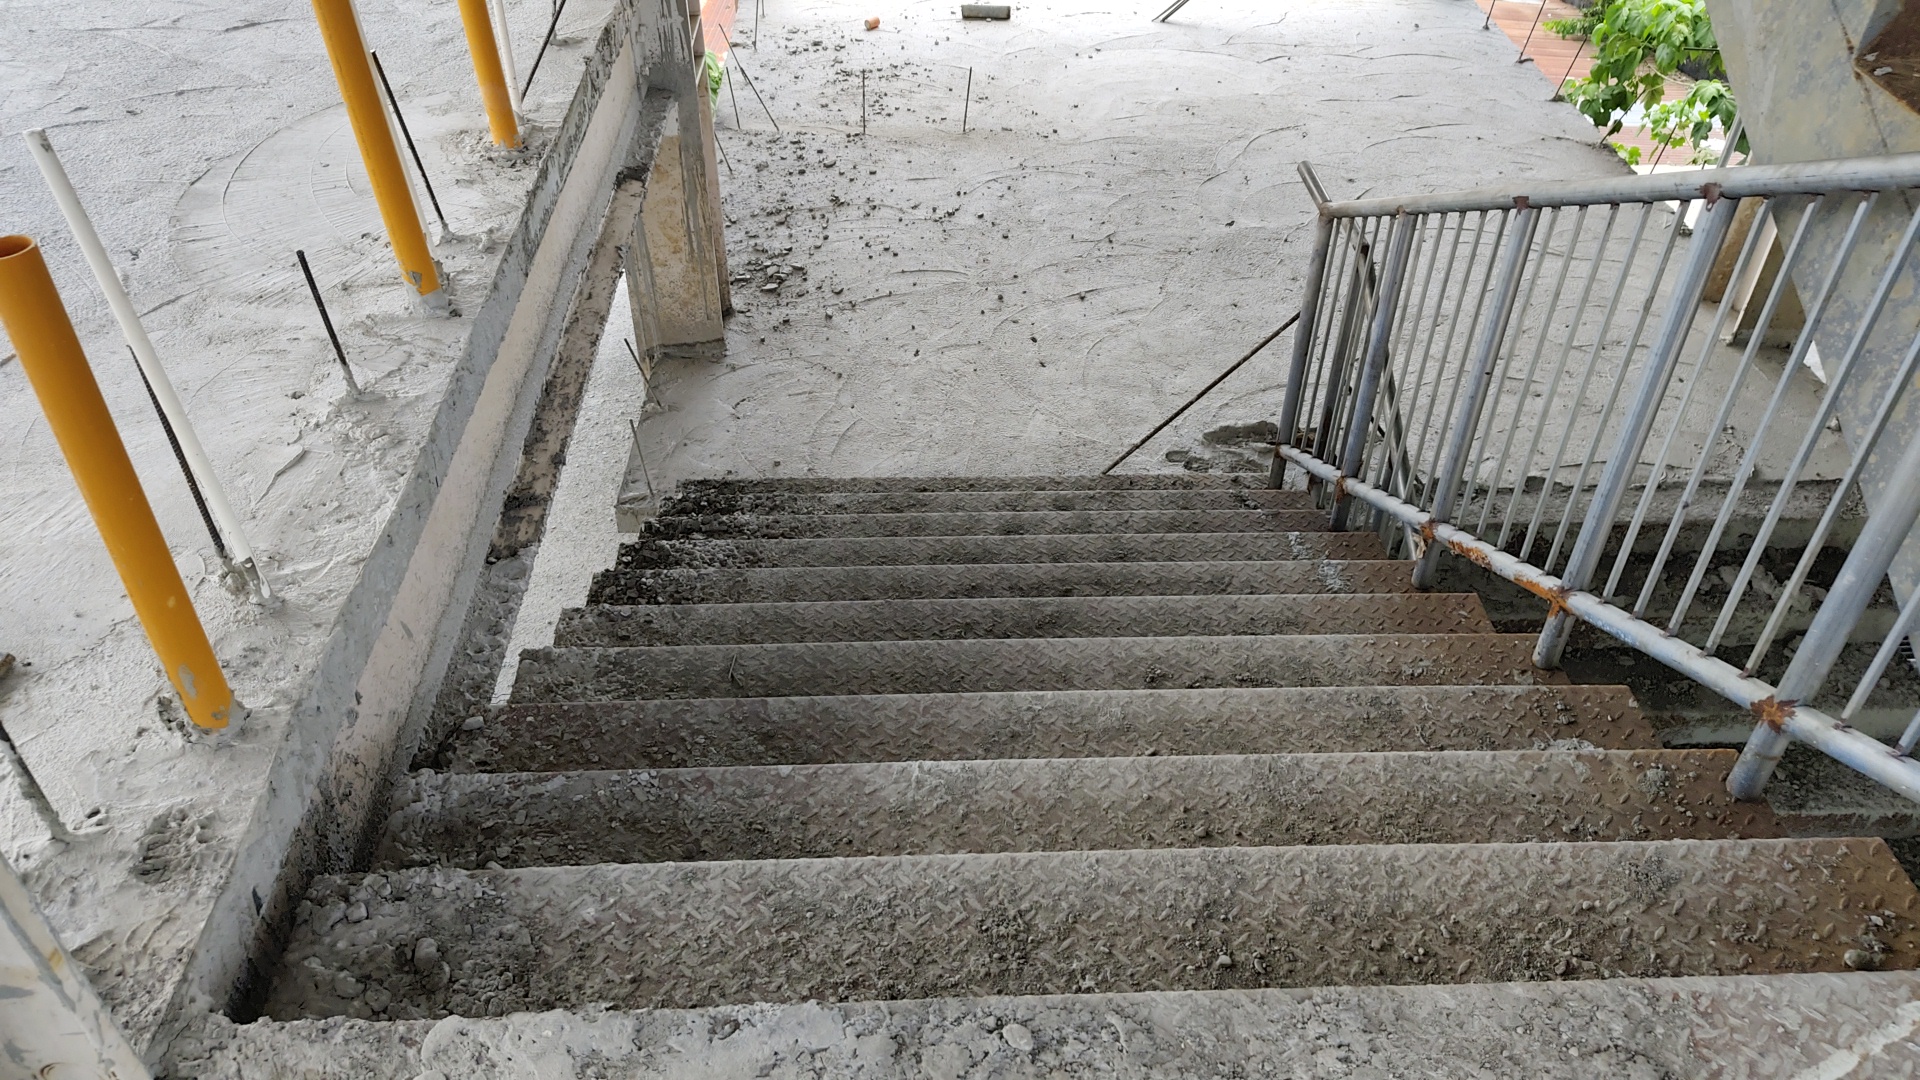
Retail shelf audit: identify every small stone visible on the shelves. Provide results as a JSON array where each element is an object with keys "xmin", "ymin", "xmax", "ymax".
[
  {"xmin": 333, "ymin": 972, "xmax": 363, "ymax": 997},
  {"xmin": 1213, "ymin": 953, "xmax": 1234, "ymax": 970},
  {"xmin": 1001, "ymin": 1023, "xmax": 1034, "ymax": 1053},
  {"xmin": 364, "ymin": 985, "xmax": 392, "ymax": 1012},
  {"xmin": 413, "ymin": 938, "xmax": 441, "ymax": 972},
  {"xmin": 1845, "ymin": 948, "xmax": 1884, "ymax": 971},
  {"xmin": 415, "ymin": 1073, "xmax": 449, "ymax": 1080},
  {"xmin": 461, "ymin": 716, "xmax": 485, "ymax": 731},
  {"xmin": 344, "ymin": 902, "xmax": 369, "ymax": 923}
]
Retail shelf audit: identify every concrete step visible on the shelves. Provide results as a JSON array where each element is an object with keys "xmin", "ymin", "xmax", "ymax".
[
  {"xmin": 266, "ymin": 837, "xmax": 1920, "ymax": 1020},
  {"xmin": 661, "ymin": 488, "xmax": 1318, "ymax": 516},
  {"xmin": 646, "ymin": 510, "xmax": 1334, "ymax": 540},
  {"xmin": 378, "ymin": 749, "xmax": 1775, "ymax": 869},
  {"xmin": 602, "ymin": 531, "xmax": 1388, "ymax": 574},
  {"xmin": 553, "ymin": 593, "xmax": 1494, "ymax": 647},
  {"xmin": 675, "ymin": 474, "xmax": 1274, "ymax": 494},
  {"xmin": 177, "ymin": 971, "xmax": 1920, "ymax": 1079},
  {"xmin": 507, "ymin": 633, "xmax": 1563, "ymax": 702},
  {"xmin": 589, "ymin": 559, "xmax": 1416, "ymax": 605},
  {"xmin": 441, "ymin": 685, "xmax": 1656, "ymax": 773}
]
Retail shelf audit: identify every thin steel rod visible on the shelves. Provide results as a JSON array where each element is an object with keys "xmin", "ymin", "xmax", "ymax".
[
  {"xmin": 1271, "ymin": 211, "xmax": 1337, "ymax": 486},
  {"xmin": 1323, "ymin": 151, "xmax": 1920, "ymax": 219},
  {"xmin": 1107, "ymin": 312, "xmax": 1301, "ymax": 475},
  {"xmin": 961, "ymin": 67, "xmax": 972, "ymax": 134},
  {"xmin": 1473, "ymin": 205, "xmax": 1563, "ymax": 533},
  {"xmin": 1844, "ymin": 586, "xmax": 1920, "ymax": 722},
  {"xmin": 1664, "ymin": 194, "xmax": 1879, "ymax": 637},
  {"xmin": 131, "ymin": 348, "xmax": 226, "ymax": 562},
  {"xmin": 1748, "ymin": 316, "xmax": 1920, "ymax": 667},
  {"xmin": 521, "ymin": 0, "xmax": 568, "ymax": 95},
  {"xmin": 371, "ymin": 51, "xmax": 450, "ymax": 233},
  {"xmin": 1705, "ymin": 198, "xmax": 1920, "ymax": 652},
  {"xmin": 1728, "ymin": 423, "xmax": 1920, "ymax": 798},
  {"xmin": 1279, "ymin": 440, "xmax": 1920, "ymax": 805},
  {"xmin": 1544, "ymin": 200, "xmax": 1688, "ymax": 574},
  {"xmin": 1499, "ymin": 204, "xmax": 1603, "ymax": 548},
  {"xmin": 1333, "ymin": 214, "xmax": 1418, "ymax": 530},
  {"xmin": 1516, "ymin": 0, "xmax": 1546, "ymax": 58},
  {"xmin": 1522, "ymin": 203, "xmax": 1651, "ymax": 559},
  {"xmin": 728, "ymin": 41, "xmax": 780, "ymax": 133},
  {"xmin": 1603, "ymin": 198, "xmax": 1776, "ymax": 601},
  {"xmin": 1553, "ymin": 35, "xmax": 1586, "ymax": 99},
  {"xmin": 1414, "ymin": 206, "xmax": 1538, "ymax": 588},
  {"xmin": 1536, "ymin": 194, "xmax": 1741, "ymax": 667},
  {"xmin": 297, "ymin": 249, "xmax": 362, "ymax": 395}
]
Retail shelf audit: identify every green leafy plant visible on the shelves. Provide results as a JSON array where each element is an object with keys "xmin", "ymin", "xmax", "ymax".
[{"xmin": 1549, "ymin": 0, "xmax": 1741, "ymax": 161}]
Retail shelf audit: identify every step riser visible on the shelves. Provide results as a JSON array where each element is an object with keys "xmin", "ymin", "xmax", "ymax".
[
  {"xmin": 604, "ymin": 531, "xmax": 1388, "ymax": 572},
  {"xmin": 647, "ymin": 511, "xmax": 1335, "ymax": 539},
  {"xmin": 662, "ymin": 489, "xmax": 1318, "ymax": 515},
  {"xmin": 443, "ymin": 686, "xmax": 1656, "ymax": 773},
  {"xmin": 589, "ymin": 559, "xmax": 1416, "ymax": 605},
  {"xmin": 378, "ymin": 750, "xmax": 1773, "ymax": 869},
  {"xmin": 508, "ymin": 635, "xmax": 1563, "ymax": 702},
  {"xmin": 554, "ymin": 594, "xmax": 1493, "ymax": 647},
  {"xmin": 268, "ymin": 839, "xmax": 1920, "ymax": 1020}
]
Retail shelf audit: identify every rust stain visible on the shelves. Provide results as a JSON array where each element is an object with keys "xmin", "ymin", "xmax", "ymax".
[
  {"xmin": 1514, "ymin": 195, "xmax": 1532, "ymax": 210},
  {"xmin": 1751, "ymin": 696, "xmax": 1797, "ymax": 733},
  {"xmin": 1698, "ymin": 182, "xmax": 1724, "ymax": 207}
]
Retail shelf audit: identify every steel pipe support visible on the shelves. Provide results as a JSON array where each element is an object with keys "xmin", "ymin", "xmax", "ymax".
[{"xmin": 458, "ymin": 0, "xmax": 521, "ymax": 147}]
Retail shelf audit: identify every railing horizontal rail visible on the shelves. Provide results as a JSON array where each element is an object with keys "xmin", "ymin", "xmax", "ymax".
[{"xmin": 1321, "ymin": 152, "xmax": 1920, "ymax": 218}]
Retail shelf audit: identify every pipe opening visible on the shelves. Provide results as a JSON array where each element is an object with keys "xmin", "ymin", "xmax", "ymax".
[{"xmin": 0, "ymin": 235, "xmax": 36, "ymax": 259}]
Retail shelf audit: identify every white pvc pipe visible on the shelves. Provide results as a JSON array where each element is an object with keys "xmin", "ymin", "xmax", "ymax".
[
  {"xmin": 491, "ymin": 0, "xmax": 525, "ymax": 119},
  {"xmin": 25, "ymin": 128, "xmax": 272, "ymax": 602}
]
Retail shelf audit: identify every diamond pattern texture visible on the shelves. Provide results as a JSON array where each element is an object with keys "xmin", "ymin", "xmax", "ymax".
[
  {"xmin": 646, "ymin": 510, "xmax": 1338, "ymax": 540},
  {"xmin": 445, "ymin": 685, "xmax": 1658, "ymax": 773},
  {"xmin": 553, "ymin": 592, "xmax": 1493, "ymax": 647},
  {"xmin": 378, "ymin": 749, "xmax": 1781, "ymax": 869},
  {"xmin": 675, "ymin": 475, "xmax": 1275, "ymax": 493},
  {"xmin": 267, "ymin": 838, "xmax": 1920, "ymax": 1020},
  {"xmin": 508, "ymin": 633, "xmax": 1565, "ymax": 702},
  {"xmin": 604, "ymin": 530, "xmax": 1388, "ymax": 571},
  {"xmin": 659, "ymin": 488, "xmax": 1318, "ymax": 516},
  {"xmin": 588, "ymin": 558, "xmax": 1416, "ymax": 605}
]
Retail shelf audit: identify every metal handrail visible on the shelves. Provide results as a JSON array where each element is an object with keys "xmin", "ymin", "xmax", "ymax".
[{"xmin": 1272, "ymin": 156, "xmax": 1920, "ymax": 802}]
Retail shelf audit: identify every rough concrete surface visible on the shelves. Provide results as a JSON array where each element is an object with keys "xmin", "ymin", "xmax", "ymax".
[{"xmin": 1, "ymin": 0, "xmax": 1632, "ymax": 1060}]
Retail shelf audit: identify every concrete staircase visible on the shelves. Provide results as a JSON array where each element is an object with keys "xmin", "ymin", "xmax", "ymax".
[{"xmin": 184, "ymin": 475, "xmax": 1920, "ymax": 1077}]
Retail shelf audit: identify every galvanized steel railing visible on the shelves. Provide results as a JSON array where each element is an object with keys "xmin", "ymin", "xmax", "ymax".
[{"xmin": 1271, "ymin": 155, "xmax": 1920, "ymax": 802}]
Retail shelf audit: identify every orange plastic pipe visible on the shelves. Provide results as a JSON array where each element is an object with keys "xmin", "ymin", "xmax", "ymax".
[
  {"xmin": 0, "ymin": 236, "xmax": 238, "ymax": 729},
  {"xmin": 457, "ymin": 0, "xmax": 521, "ymax": 148},
  {"xmin": 308, "ymin": 0, "xmax": 444, "ymax": 300}
]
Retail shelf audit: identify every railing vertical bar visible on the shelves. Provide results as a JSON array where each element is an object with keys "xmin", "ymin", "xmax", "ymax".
[
  {"xmin": 1311, "ymin": 217, "xmax": 1377, "ymax": 470},
  {"xmin": 1746, "ymin": 315, "xmax": 1920, "ymax": 665},
  {"xmin": 1503, "ymin": 203, "xmax": 1617, "ymax": 552},
  {"xmin": 1603, "ymin": 198, "xmax": 1778, "ymax": 600},
  {"xmin": 1301, "ymin": 217, "xmax": 1357, "ymax": 470},
  {"xmin": 1407, "ymin": 211, "xmax": 1481, "ymax": 509},
  {"xmin": 1419, "ymin": 209, "xmax": 1510, "ymax": 497},
  {"xmin": 1272, "ymin": 210, "xmax": 1338, "ymax": 487},
  {"xmin": 1522, "ymin": 202, "xmax": 1656, "ymax": 561},
  {"xmin": 1536, "ymin": 193, "xmax": 1743, "ymax": 667},
  {"xmin": 1705, "ymin": 198, "xmax": 1920, "ymax": 653},
  {"xmin": 1390, "ymin": 211, "xmax": 1454, "ymax": 504},
  {"xmin": 1333, "ymin": 213, "xmax": 1418, "ymax": 530},
  {"xmin": 1364, "ymin": 212, "xmax": 1435, "ymax": 496},
  {"xmin": 1664, "ymin": 193, "xmax": 1879, "ymax": 637},
  {"xmin": 1729, "ymin": 424, "xmax": 1920, "ymax": 798},
  {"xmin": 1842, "ymin": 585, "xmax": 1920, "ymax": 722},
  {"xmin": 1474, "ymin": 205, "xmax": 1565, "ymax": 534},
  {"xmin": 1543, "ymin": 199, "xmax": 1692, "ymax": 575},
  {"xmin": 1413, "ymin": 206, "xmax": 1539, "ymax": 589}
]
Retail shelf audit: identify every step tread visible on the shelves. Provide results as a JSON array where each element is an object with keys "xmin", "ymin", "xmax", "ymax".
[
  {"xmin": 554, "ymin": 592, "xmax": 1494, "ymax": 647},
  {"xmin": 590, "ymin": 559, "xmax": 1418, "ymax": 605},
  {"xmin": 267, "ymin": 838, "xmax": 1920, "ymax": 1019},
  {"xmin": 648, "ymin": 510, "xmax": 1336, "ymax": 539},
  {"xmin": 442, "ymin": 685, "xmax": 1656, "ymax": 773},
  {"xmin": 182, "ymin": 973, "xmax": 1920, "ymax": 1079},
  {"xmin": 674, "ymin": 475, "xmax": 1276, "ymax": 493},
  {"xmin": 379, "ymin": 749, "xmax": 1776, "ymax": 869},
  {"xmin": 603, "ymin": 531, "xmax": 1388, "ymax": 572},
  {"xmin": 508, "ymin": 633, "xmax": 1566, "ymax": 702},
  {"xmin": 662, "ymin": 488, "xmax": 1318, "ymax": 516}
]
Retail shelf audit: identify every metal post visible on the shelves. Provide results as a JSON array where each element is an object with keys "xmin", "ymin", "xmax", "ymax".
[
  {"xmin": 1412, "ymin": 205, "xmax": 1537, "ymax": 588},
  {"xmin": 0, "ymin": 236, "xmax": 241, "ymax": 730},
  {"xmin": 457, "ymin": 0, "xmax": 522, "ymax": 147},
  {"xmin": 23, "ymin": 129, "xmax": 272, "ymax": 603},
  {"xmin": 1332, "ymin": 213, "xmax": 1416, "ymax": 530},
  {"xmin": 1271, "ymin": 213, "xmax": 1336, "ymax": 487},
  {"xmin": 1727, "ymin": 427, "xmax": 1920, "ymax": 799},
  {"xmin": 0, "ymin": 851, "xmax": 152, "ymax": 1079},
  {"xmin": 489, "ymin": 0, "xmax": 524, "ymax": 119},
  {"xmin": 308, "ymin": 0, "xmax": 445, "ymax": 305},
  {"xmin": 1534, "ymin": 194, "xmax": 1740, "ymax": 666}
]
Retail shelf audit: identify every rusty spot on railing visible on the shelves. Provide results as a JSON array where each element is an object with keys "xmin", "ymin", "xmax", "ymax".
[
  {"xmin": 1699, "ymin": 182, "xmax": 1724, "ymax": 206},
  {"xmin": 1513, "ymin": 195, "xmax": 1532, "ymax": 210},
  {"xmin": 1751, "ymin": 696, "xmax": 1797, "ymax": 733}
]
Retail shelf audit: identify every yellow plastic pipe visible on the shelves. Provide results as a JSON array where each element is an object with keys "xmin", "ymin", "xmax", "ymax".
[
  {"xmin": 458, "ymin": 0, "xmax": 521, "ymax": 148},
  {"xmin": 0, "ymin": 236, "xmax": 239, "ymax": 730},
  {"xmin": 308, "ymin": 0, "xmax": 445, "ymax": 302}
]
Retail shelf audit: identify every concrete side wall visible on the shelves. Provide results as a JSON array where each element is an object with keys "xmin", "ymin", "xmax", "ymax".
[{"xmin": 1705, "ymin": 0, "xmax": 1920, "ymax": 599}]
